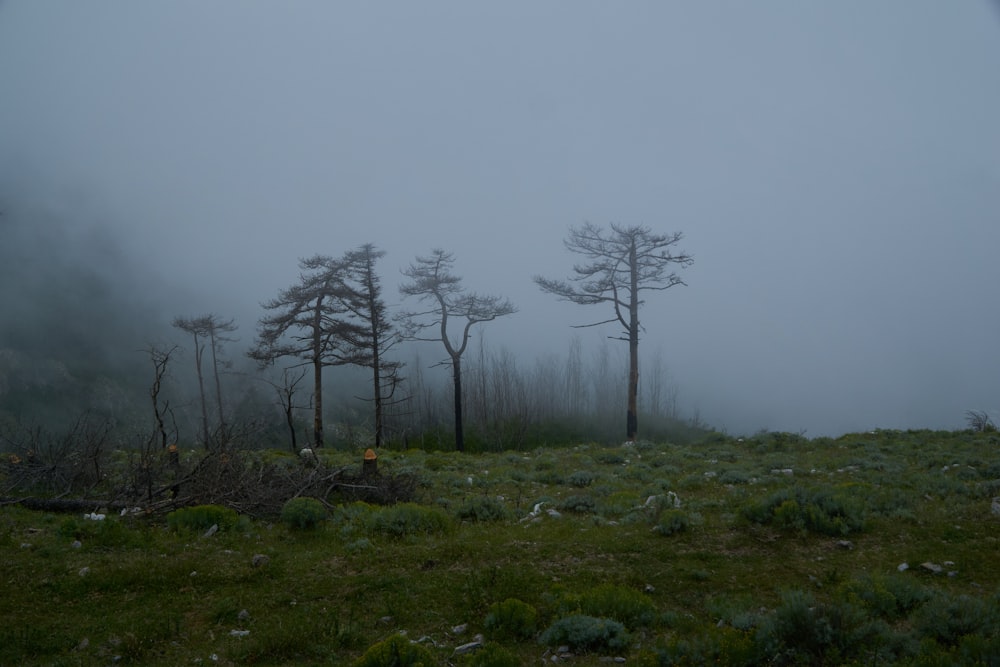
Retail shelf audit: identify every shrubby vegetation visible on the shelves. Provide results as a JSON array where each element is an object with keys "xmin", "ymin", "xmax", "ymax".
[{"xmin": 1, "ymin": 428, "xmax": 999, "ymax": 664}]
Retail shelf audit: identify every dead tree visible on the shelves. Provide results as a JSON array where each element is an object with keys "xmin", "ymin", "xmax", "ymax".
[
  {"xmin": 535, "ymin": 223, "xmax": 692, "ymax": 441},
  {"xmin": 399, "ymin": 249, "xmax": 516, "ymax": 452},
  {"xmin": 249, "ymin": 256, "xmax": 365, "ymax": 448},
  {"xmin": 340, "ymin": 244, "xmax": 405, "ymax": 448},
  {"xmin": 173, "ymin": 314, "xmax": 237, "ymax": 449}
]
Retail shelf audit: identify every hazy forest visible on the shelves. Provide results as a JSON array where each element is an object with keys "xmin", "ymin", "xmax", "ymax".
[{"xmin": 0, "ymin": 198, "xmax": 703, "ymax": 463}]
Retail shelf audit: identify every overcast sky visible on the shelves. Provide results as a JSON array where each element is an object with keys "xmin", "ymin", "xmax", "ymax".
[{"xmin": 1, "ymin": 2, "xmax": 998, "ymax": 436}]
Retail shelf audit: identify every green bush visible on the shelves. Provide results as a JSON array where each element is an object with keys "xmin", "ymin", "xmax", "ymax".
[
  {"xmin": 557, "ymin": 495, "xmax": 597, "ymax": 514},
  {"xmin": 484, "ymin": 598, "xmax": 538, "ymax": 640},
  {"xmin": 457, "ymin": 642, "xmax": 519, "ymax": 667},
  {"xmin": 361, "ymin": 503, "xmax": 453, "ymax": 537},
  {"xmin": 654, "ymin": 509, "xmax": 690, "ymax": 536},
  {"xmin": 913, "ymin": 592, "xmax": 995, "ymax": 647},
  {"xmin": 577, "ymin": 584, "xmax": 658, "ymax": 628},
  {"xmin": 353, "ymin": 634, "xmax": 437, "ymax": 666},
  {"xmin": 456, "ymin": 496, "xmax": 511, "ymax": 522},
  {"xmin": 567, "ymin": 470, "xmax": 596, "ymax": 487},
  {"xmin": 280, "ymin": 497, "xmax": 327, "ymax": 530},
  {"xmin": 837, "ymin": 574, "xmax": 931, "ymax": 621},
  {"xmin": 167, "ymin": 504, "xmax": 239, "ymax": 532},
  {"xmin": 755, "ymin": 590, "xmax": 882, "ymax": 664},
  {"xmin": 539, "ymin": 614, "xmax": 629, "ymax": 653},
  {"xmin": 742, "ymin": 486, "xmax": 865, "ymax": 535},
  {"xmin": 651, "ymin": 626, "xmax": 757, "ymax": 666}
]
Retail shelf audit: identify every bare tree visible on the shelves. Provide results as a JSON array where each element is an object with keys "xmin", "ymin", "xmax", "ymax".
[
  {"xmin": 145, "ymin": 344, "xmax": 179, "ymax": 451},
  {"xmin": 340, "ymin": 244, "xmax": 405, "ymax": 448},
  {"xmin": 535, "ymin": 223, "xmax": 692, "ymax": 440},
  {"xmin": 399, "ymin": 249, "xmax": 516, "ymax": 452},
  {"xmin": 173, "ymin": 314, "xmax": 237, "ymax": 448},
  {"xmin": 249, "ymin": 256, "xmax": 364, "ymax": 448},
  {"xmin": 260, "ymin": 367, "xmax": 310, "ymax": 452}
]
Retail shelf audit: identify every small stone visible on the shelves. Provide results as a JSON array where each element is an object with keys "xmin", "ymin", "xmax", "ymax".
[
  {"xmin": 921, "ymin": 562, "xmax": 943, "ymax": 574},
  {"xmin": 251, "ymin": 554, "xmax": 270, "ymax": 568},
  {"xmin": 836, "ymin": 540, "xmax": 854, "ymax": 550},
  {"xmin": 453, "ymin": 640, "xmax": 483, "ymax": 655},
  {"xmin": 644, "ymin": 583, "xmax": 655, "ymax": 593},
  {"xmin": 237, "ymin": 610, "xmax": 251, "ymax": 621},
  {"xmin": 229, "ymin": 630, "xmax": 250, "ymax": 637},
  {"xmin": 78, "ymin": 566, "xmax": 90, "ymax": 576},
  {"xmin": 71, "ymin": 540, "xmax": 82, "ymax": 549},
  {"xmin": 451, "ymin": 624, "xmax": 467, "ymax": 635},
  {"xmin": 897, "ymin": 563, "xmax": 909, "ymax": 572},
  {"xmin": 20, "ymin": 543, "xmax": 31, "ymax": 549},
  {"xmin": 75, "ymin": 638, "xmax": 89, "ymax": 651},
  {"xmin": 202, "ymin": 524, "xmax": 219, "ymax": 538}
]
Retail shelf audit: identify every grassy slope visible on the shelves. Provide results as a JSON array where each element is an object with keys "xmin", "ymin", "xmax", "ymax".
[{"xmin": 1, "ymin": 429, "xmax": 998, "ymax": 665}]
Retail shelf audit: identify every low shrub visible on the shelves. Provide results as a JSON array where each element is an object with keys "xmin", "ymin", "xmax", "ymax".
[
  {"xmin": 755, "ymin": 590, "xmax": 882, "ymax": 664},
  {"xmin": 557, "ymin": 495, "xmax": 597, "ymax": 514},
  {"xmin": 353, "ymin": 634, "xmax": 437, "ymax": 666},
  {"xmin": 457, "ymin": 642, "xmax": 519, "ymax": 667},
  {"xmin": 650, "ymin": 626, "xmax": 757, "ymax": 666},
  {"xmin": 654, "ymin": 509, "xmax": 690, "ymax": 536},
  {"xmin": 456, "ymin": 496, "xmax": 511, "ymax": 522},
  {"xmin": 360, "ymin": 503, "xmax": 453, "ymax": 537},
  {"xmin": 167, "ymin": 504, "xmax": 239, "ymax": 532},
  {"xmin": 577, "ymin": 584, "xmax": 658, "ymax": 628},
  {"xmin": 913, "ymin": 592, "xmax": 995, "ymax": 647},
  {"xmin": 742, "ymin": 486, "xmax": 865, "ymax": 535},
  {"xmin": 280, "ymin": 497, "xmax": 327, "ymax": 530},
  {"xmin": 484, "ymin": 598, "xmax": 538, "ymax": 640},
  {"xmin": 837, "ymin": 573, "xmax": 931, "ymax": 621},
  {"xmin": 567, "ymin": 470, "xmax": 597, "ymax": 487},
  {"xmin": 539, "ymin": 614, "xmax": 629, "ymax": 653}
]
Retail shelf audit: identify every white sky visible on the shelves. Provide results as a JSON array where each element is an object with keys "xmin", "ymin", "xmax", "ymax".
[{"xmin": 1, "ymin": 1, "xmax": 999, "ymax": 435}]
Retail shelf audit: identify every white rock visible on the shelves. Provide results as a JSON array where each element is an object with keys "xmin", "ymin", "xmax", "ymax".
[
  {"xmin": 453, "ymin": 640, "xmax": 483, "ymax": 655},
  {"xmin": 897, "ymin": 563, "xmax": 909, "ymax": 572}
]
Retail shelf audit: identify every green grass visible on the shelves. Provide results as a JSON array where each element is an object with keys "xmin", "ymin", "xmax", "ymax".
[{"xmin": 1, "ymin": 429, "xmax": 999, "ymax": 665}]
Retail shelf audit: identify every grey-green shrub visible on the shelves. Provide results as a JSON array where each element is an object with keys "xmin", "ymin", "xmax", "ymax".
[
  {"xmin": 567, "ymin": 470, "xmax": 596, "ymax": 487},
  {"xmin": 755, "ymin": 590, "xmax": 881, "ymax": 664},
  {"xmin": 361, "ymin": 502, "xmax": 453, "ymax": 537},
  {"xmin": 577, "ymin": 584, "xmax": 658, "ymax": 628},
  {"xmin": 557, "ymin": 495, "xmax": 597, "ymax": 514},
  {"xmin": 280, "ymin": 497, "xmax": 327, "ymax": 530},
  {"xmin": 167, "ymin": 504, "xmax": 239, "ymax": 532},
  {"xmin": 654, "ymin": 509, "xmax": 690, "ymax": 536},
  {"xmin": 484, "ymin": 598, "xmax": 538, "ymax": 639},
  {"xmin": 539, "ymin": 615, "xmax": 629, "ymax": 653},
  {"xmin": 742, "ymin": 486, "xmax": 865, "ymax": 535},
  {"xmin": 456, "ymin": 496, "xmax": 510, "ymax": 522}
]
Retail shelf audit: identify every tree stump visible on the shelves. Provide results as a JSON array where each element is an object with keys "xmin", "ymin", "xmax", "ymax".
[{"xmin": 362, "ymin": 448, "xmax": 378, "ymax": 478}]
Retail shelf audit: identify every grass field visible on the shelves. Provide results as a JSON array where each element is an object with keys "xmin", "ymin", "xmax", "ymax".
[{"xmin": 2, "ymin": 429, "xmax": 999, "ymax": 665}]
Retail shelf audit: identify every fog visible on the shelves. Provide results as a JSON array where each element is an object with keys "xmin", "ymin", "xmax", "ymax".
[{"xmin": 2, "ymin": 2, "xmax": 999, "ymax": 437}]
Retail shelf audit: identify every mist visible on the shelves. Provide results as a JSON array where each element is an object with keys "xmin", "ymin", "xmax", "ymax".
[{"xmin": 2, "ymin": 2, "xmax": 999, "ymax": 438}]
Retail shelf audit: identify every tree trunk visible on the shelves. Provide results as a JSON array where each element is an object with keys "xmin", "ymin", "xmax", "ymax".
[
  {"xmin": 209, "ymin": 328, "xmax": 226, "ymax": 437},
  {"xmin": 626, "ymin": 238, "xmax": 639, "ymax": 441},
  {"xmin": 452, "ymin": 355, "xmax": 465, "ymax": 452},
  {"xmin": 312, "ymin": 300, "xmax": 324, "ymax": 448},
  {"xmin": 194, "ymin": 341, "xmax": 210, "ymax": 449},
  {"xmin": 372, "ymin": 347, "xmax": 383, "ymax": 448}
]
